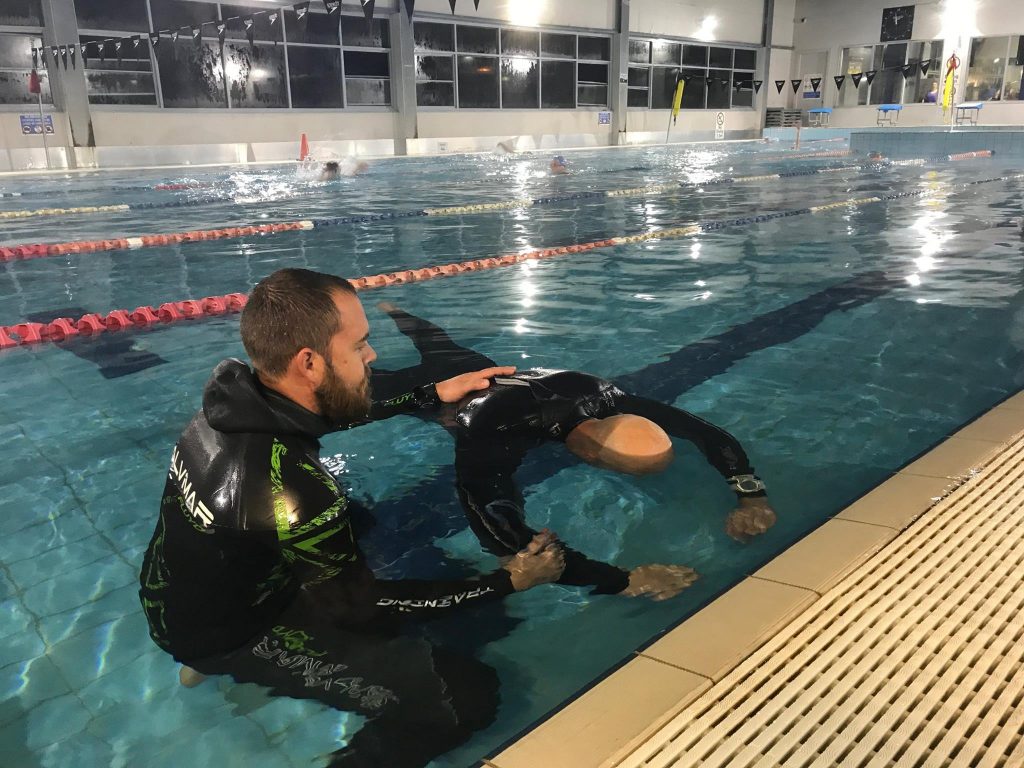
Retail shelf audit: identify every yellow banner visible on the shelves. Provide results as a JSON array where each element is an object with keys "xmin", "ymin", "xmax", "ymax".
[{"xmin": 671, "ymin": 77, "xmax": 685, "ymax": 123}]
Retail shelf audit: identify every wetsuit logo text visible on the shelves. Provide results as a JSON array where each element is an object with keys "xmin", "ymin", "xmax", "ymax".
[
  {"xmin": 169, "ymin": 445, "xmax": 214, "ymax": 527},
  {"xmin": 376, "ymin": 586, "xmax": 495, "ymax": 611}
]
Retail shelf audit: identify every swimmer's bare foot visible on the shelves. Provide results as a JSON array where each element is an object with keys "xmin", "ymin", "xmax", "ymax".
[
  {"xmin": 376, "ymin": 301, "xmax": 401, "ymax": 314},
  {"xmin": 179, "ymin": 666, "xmax": 207, "ymax": 688}
]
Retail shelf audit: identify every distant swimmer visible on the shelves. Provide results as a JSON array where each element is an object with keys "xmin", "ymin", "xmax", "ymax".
[
  {"xmin": 320, "ymin": 158, "xmax": 370, "ymax": 181},
  {"xmin": 550, "ymin": 155, "xmax": 570, "ymax": 175}
]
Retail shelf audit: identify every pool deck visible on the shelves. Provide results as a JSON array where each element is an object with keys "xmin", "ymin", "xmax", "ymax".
[{"xmin": 486, "ymin": 390, "xmax": 1024, "ymax": 768}]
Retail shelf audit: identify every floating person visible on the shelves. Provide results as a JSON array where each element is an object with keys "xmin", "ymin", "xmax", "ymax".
[
  {"xmin": 550, "ymin": 155, "xmax": 570, "ymax": 175},
  {"xmin": 370, "ymin": 304, "xmax": 778, "ymax": 598},
  {"xmin": 139, "ymin": 269, "xmax": 567, "ymax": 768}
]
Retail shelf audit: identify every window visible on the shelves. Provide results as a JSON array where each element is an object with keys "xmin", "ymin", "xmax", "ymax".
[
  {"xmin": 220, "ymin": 5, "xmax": 284, "ymax": 44},
  {"xmin": 837, "ymin": 40, "xmax": 944, "ymax": 106},
  {"xmin": 288, "ymin": 46, "xmax": 342, "ymax": 107},
  {"xmin": 79, "ymin": 34, "xmax": 157, "ymax": 106},
  {"xmin": 75, "ymin": 0, "xmax": 149, "ymax": 32},
  {"xmin": 414, "ymin": 20, "xmax": 609, "ymax": 110},
  {"xmin": 149, "ymin": 0, "xmax": 218, "ymax": 31},
  {"xmin": 0, "ymin": 0, "xmax": 43, "ymax": 27},
  {"xmin": 0, "ymin": 32, "xmax": 51, "ymax": 105},
  {"xmin": 284, "ymin": 8, "xmax": 339, "ymax": 45},
  {"xmin": 629, "ymin": 37, "xmax": 756, "ymax": 110},
  {"xmin": 156, "ymin": 39, "xmax": 226, "ymax": 107},
  {"xmin": 225, "ymin": 42, "xmax": 287, "ymax": 108},
  {"xmin": 967, "ymin": 36, "xmax": 1024, "ymax": 101}
]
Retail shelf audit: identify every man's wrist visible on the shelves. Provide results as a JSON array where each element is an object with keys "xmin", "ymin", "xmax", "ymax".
[{"xmin": 411, "ymin": 383, "xmax": 441, "ymax": 409}]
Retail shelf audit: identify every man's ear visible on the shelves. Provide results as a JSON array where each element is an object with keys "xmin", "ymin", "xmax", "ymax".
[{"xmin": 288, "ymin": 347, "xmax": 321, "ymax": 384}]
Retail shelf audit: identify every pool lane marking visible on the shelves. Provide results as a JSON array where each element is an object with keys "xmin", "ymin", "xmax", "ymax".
[{"xmin": 4, "ymin": 171, "xmax": 1023, "ymax": 350}]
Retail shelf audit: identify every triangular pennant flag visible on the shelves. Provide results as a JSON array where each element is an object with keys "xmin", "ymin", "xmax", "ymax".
[
  {"xmin": 774, "ymin": 79, "xmax": 785, "ymax": 93},
  {"xmin": 115, "ymin": 38, "xmax": 123, "ymax": 65},
  {"xmin": 81, "ymin": 43, "xmax": 89, "ymax": 67},
  {"xmin": 191, "ymin": 25, "xmax": 201, "ymax": 43},
  {"xmin": 449, "ymin": 0, "xmax": 457, "ymax": 13},
  {"xmin": 474, "ymin": 0, "xmax": 480, "ymax": 8},
  {"xmin": 734, "ymin": 77, "xmax": 743, "ymax": 90},
  {"xmin": 131, "ymin": 35, "xmax": 141, "ymax": 50},
  {"xmin": 324, "ymin": 0, "xmax": 340, "ymax": 14},
  {"xmin": 403, "ymin": 0, "xmax": 415, "ymax": 19},
  {"xmin": 149, "ymin": 32, "xmax": 160, "ymax": 49},
  {"xmin": 51, "ymin": 45, "xmax": 59, "ymax": 63},
  {"xmin": 97, "ymin": 41, "xmax": 105, "ymax": 62},
  {"xmin": 59, "ymin": 45, "xmax": 67, "ymax": 69},
  {"xmin": 900, "ymin": 63, "xmax": 915, "ymax": 79},
  {"xmin": 865, "ymin": 70, "xmax": 876, "ymax": 85},
  {"xmin": 68, "ymin": 44, "xmax": 75, "ymax": 68},
  {"xmin": 217, "ymin": 22, "xmax": 227, "ymax": 44},
  {"xmin": 834, "ymin": 74, "xmax": 846, "ymax": 89},
  {"xmin": 269, "ymin": 11, "xmax": 279, "ymax": 25},
  {"xmin": 753, "ymin": 80, "xmax": 762, "ymax": 93},
  {"xmin": 31, "ymin": 47, "xmax": 38, "ymax": 68},
  {"xmin": 294, "ymin": 2, "xmax": 310, "ymax": 21},
  {"xmin": 791, "ymin": 78, "xmax": 801, "ymax": 93},
  {"xmin": 920, "ymin": 60, "xmax": 930, "ymax": 76},
  {"xmin": 244, "ymin": 17, "xmax": 255, "ymax": 47},
  {"xmin": 706, "ymin": 76, "xmax": 714, "ymax": 86},
  {"xmin": 810, "ymin": 77, "xmax": 821, "ymax": 91},
  {"xmin": 172, "ymin": 29, "xmax": 180, "ymax": 43},
  {"xmin": 851, "ymin": 72, "xmax": 863, "ymax": 86},
  {"xmin": 360, "ymin": 0, "xmax": 375, "ymax": 25}
]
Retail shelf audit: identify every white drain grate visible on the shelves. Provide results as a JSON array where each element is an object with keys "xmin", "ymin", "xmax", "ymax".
[{"xmin": 617, "ymin": 437, "xmax": 1024, "ymax": 768}]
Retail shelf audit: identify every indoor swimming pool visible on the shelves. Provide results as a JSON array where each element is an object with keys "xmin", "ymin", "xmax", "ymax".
[{"xmin": 2, "ymin": 140, "xmax": 1023, "ymax": 767}]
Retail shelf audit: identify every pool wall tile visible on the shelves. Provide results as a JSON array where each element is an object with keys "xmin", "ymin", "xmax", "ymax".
[
  {"xmin": 951, "ymin": 406, "xmax": 1024, "ymax": 444},
  {"xmin": 490, "ymin": 656, "xmax": 710, "ymax": 768},
  {"xmin": 999, "ymin": 391, "xmax": 1024, "ymax": 410},
  {"xmin": 753, "ymin": 519, "xmax": 896, "ymax": 594},
  {"xmin": 835, "ymin": 472, "xmax": 949, "ymax": 529},
  {"xmin": 636, "ymin": 578, "xmax": 817, "ymax": 682}
]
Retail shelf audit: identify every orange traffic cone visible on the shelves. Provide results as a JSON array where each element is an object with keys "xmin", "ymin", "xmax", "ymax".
[{"xmin": 299, "ymin": 133, "xmax": 310, "ymax": 162}]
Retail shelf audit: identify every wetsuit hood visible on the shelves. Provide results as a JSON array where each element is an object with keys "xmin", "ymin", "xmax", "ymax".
[{"xmin": 202, "ymin": 358, "xmax": 332, "ymax": 439}]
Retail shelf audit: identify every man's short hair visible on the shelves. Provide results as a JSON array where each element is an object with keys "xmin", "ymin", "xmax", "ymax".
[{"xmin": 240, "ymin": 268, "xmax": 356, "ymax": 377}]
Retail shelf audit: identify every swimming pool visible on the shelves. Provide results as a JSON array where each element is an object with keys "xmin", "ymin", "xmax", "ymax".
[{"xmin": 1, "ymin": 140, "xmax": 1023, "ymax": 767}]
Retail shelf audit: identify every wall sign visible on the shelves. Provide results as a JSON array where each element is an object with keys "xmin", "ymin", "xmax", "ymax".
[{"xmin": 20, "ymin": 114, "xmax": 54, "ymax": 135}]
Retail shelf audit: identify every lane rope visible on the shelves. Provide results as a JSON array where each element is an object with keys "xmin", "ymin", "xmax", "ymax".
[{"xmin": 4, "ymin": 170, "xmax": 1021, "ymax": 350}]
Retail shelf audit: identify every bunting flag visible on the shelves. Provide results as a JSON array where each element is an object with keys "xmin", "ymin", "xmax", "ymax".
[
  {"xmin": 834, "ymin": 74, "xmax": 845, "ymax": 89},
  {"xmin": 68, "ymin": 44, "xmax": 75, "ymax": 69},
  {"xmin": 59, "ymin": 45, "xmax": 67, "ymax": 69},
  {"xmin": 217, "ymin": 22, "xmax": 227, "ymax": 44},
  {"xmin": 790, "ymin": 78, "xmax": 801, "ymax": 93},
  {"xmin": 269, "ymin": 11, "xmax": 279, "ymax": 25},
  {"xmin": 361, "ymin": 0, "xmax": 375, "ymax": 25},
  {"xmin": 474, "ymin": 0, "xmax": 480, "ymax": 8},
  {"xmin": 98, "ymin": 41, "xmax": 105, "ymax": 62},
  {"xmin": 403, "ymin": 0, "xmax": 415, "ymax": 20},
  {"xmin": 733, "ymin": 77, "xmax": 743, "ymax": 90},
  {"xmin": 865, "ymin": 70, "xmax": 877, "ymax": 85},
  {"xmin": 244, "ymin": 17, "xmax": 255, "ymax": 46},
  {"xmin": 172, "ymin": 29, "xmax": 180, "ymax": 43},
  {"xmin": 810, "ymin": 77, "xmax": 821, "ymax": 91},
  {"xmin": 132, "ymin": 35, "xmax": 141, "ymax": 50},
  {"xmin": 774, "ymin": 79, "xmax": 785, "ymax": 93},
  {"xmin": 81, "ymin": 43, "xmax": 89, "ymax": 67},
  {"xmin": 149, "ymin": 32, "xmax": 160, "ymax": 49},
  {"xmin": 191, "ymin": 25, "xmax": 201, "ymax": 44},
  {"xmin": 920, "ymin": 60, "xmax": 930, "ymax": 76},
  {"xmin": 324, "ymin": 0, "xmax": 341, "ymax": 14},
  {"xmin": 753, "ymin": 80, "xmax": 762, "ymax": 93},
  {"xmin": 900, "ymin": 63, "xmax": 915, "ymax": 79},
  {"xmin": 449, "ymin": 0, "xmax": 457, "ymax": 13},
  {"xmin": 51, "ymin": 45, "xmax": 59, "ymax": 64},
  {"xmin": 851, "ymin": 72, "xmax": 863, "ymax": 87},
  {"xmin": 115, "ymin": 39, "xmax": 123, "ymax": 64},
  {"xmin": 31, "ymin": 47, "xmax": 38, "ymax": 68},
  {"xmin": 294, "ymin": 2, "xmax": 310, "ymax": 21}
]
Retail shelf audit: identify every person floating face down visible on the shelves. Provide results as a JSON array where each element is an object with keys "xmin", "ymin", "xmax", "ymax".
[
  {"xmin": 138, "ymin": 269, "xmax": 567, "ymax": 768},
  {"xmin": 369, "ymin": 305, "xmax": 778, "ymax": 601}
]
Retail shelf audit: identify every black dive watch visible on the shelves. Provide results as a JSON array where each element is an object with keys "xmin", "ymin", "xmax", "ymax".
[{"xmin": 727, "ymin": 474, "xmax": 766, "ymax": 496}]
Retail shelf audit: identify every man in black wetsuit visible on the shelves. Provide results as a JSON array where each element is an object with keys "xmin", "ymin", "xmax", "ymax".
[
  {"xmin": 371, "ymin": 304, "xmax": 777, "ymax": 599},
  {"xmin": 138, "ymin": 269, "xmax": 565, "ymax": 768}
]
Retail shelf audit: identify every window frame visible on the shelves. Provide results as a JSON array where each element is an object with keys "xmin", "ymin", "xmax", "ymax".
[{"xmin": 836, "ymin": 38, "xmax": 944, "ymax": 107}]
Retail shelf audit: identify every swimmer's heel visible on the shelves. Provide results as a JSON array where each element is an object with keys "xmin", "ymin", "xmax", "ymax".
[{"xmin": 179, "ymin": 666, "xmax": 208, "ymax": 688}]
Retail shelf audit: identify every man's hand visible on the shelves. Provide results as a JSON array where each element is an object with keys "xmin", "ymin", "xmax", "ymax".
[
  {"xmin": 435, "ymin": 366, "xmax": 516, "ymax": 403},
  {"xmin": 725, "ymin": 496, "xmax": 777, "ymax": 543},
  {"xmin": 503, "ymin": 529, "xmax": 565, "ymax": 591},
  {"xmin": 621, "ymin": 564, "xmax": 698, "ymax": 601}
]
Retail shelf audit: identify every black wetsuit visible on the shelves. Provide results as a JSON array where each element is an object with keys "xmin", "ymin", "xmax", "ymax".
[
  {"xmin": 139, "ymin": 359, "xmax": 514, "ymax": 768},
  {"xmin": 371, "ymin": 310, "xmax": 764, "ymax": 596}
]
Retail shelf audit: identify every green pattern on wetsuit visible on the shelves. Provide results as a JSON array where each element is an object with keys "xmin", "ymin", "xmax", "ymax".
[
  {"xmin": 143, "ymin": 511, "xmax": 171, "ymax": 590},
  {"xmin": 270, "ymin": 439, "xmax": 292, "ymax": 538},
  {"xmin": 299, "ymin": 460, "xmax": 338, "ymax": 492}
]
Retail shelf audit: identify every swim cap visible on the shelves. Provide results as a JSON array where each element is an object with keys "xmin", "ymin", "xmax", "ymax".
[{"xmin": 554, "ymin": 155, "xmax": 567, "ymax": 165}]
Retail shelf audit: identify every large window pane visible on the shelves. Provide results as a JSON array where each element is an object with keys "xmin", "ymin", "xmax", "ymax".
[
  {"xmin": 629, "ymin": 39, "xmax": 650, "ymax": 64},
  {"xmin": 75, "ymin": 0, "xmax": 149, "ymax": 32},
  {"xmin": 906, "ymin": 40, "xmax": 942, "ymax": 103},
  {"xmin": 628, "ymin": 67, "xmax": 649, "ymax": 87},
  {"xmin": 417, "ymin": 81, "xmax": 454, "ymax": 106},
  {"xmin": 838, "ymin": 46, "xmax": 872, "ymax": 106},
  {"xmin": 341, "ymin": 16, "xmax": 389, "ymax": 48},
  {"xmin": 0, "ymin": 0, "xmax": 43, "ymax": 26},
  {"xmin": 457, "ymin": 55, "xmax": 498, "ymax": 107},
  {"xmin": 86, "ymin": 72, "xmax": 157, "ymax": 104},
  {"xmin": 1006, "ymin": 36, "xmax": 1023, "ymax": 100},
  {"xmin": 542, "ymin": 33, "xmax": 575, "ymax": 59},
  {"xmin": 578, "ymin": 62, "xmax": 607, "ymax": 84},
  {"xmin": 707, "ymin": 68, "xmax": 730, "ymax": 108},
  {"xmin": 709, "ymin": 47, "xmax": 733, "ymax": 68},
  {"xmin": 346, "ymin": 78, "xmax": 389, "ymax": 106},
  {"xmin": 501, "ymin": 28, "xmax": 538, "ymax": 57},
  {"xmin": 501, "ymin": 57, "xmax": 538, "ymax": 108},
  {"xmin": 151, "ymin": 0, "xmax": 218, "ymax": 32},
  {"xmin": 732, "ymin": 73, "xmax": 753, "ymax": 107},
  {"xmin": 156, "ymin": 40, "xmax": 226, "ymax": 107},
  {"xmin": 285, "ymin": 10, "xmax": 339, "ymax": 45},
  {"xmin": 414, "ymin": 22, "xmax": 453, "ymax": 52},
  {"xmin": 225, "ymin": 43, "xmax": 286, "ymax": 107},
  {"xmin": 734, "ymin": 48, "xmax": 756, "ymax": 70},
  {"xmin": 682, "ymin": 45, "xmax": 707, "ymax": 67},
  {"xmin": 578, "ymin": 36, "xmax": 610, "ymax": 61},
  {"xmin": 627, "ymin": 88, "xmax": 649, "ymax": 107},
  {"xmin": 651, "ymin": 67, "xmax": 679, "ymax": 108},
  {"xmin": 577, "ymin": 83, "xmax": 607, "ymax": 106},
  {"xmin": 652, "ymin": 41, "xmax": 681, "ymax": 66},
  {"xmin": 541, "ymin": 59, "xmax": 574, "ymax": 107},
  {"xmin": 967, "ymin": 36, "xmax": 1009, "ymax": 101},
  {"xmin": 416, "ymin": 54, "xmax": 453, "ymax": 82},
  {"xmin": 457, "ymin": 25, "xmax": 498, "ymax": 55},
  {"xmin": 0, "ymin": 70, "xmax": 51, "ymax": 104},
  {"xmin": 0, "ymin": 32, "xmax": 41, "ymax": 68},
  {"xmin": 681, "ymin": 68, "xmax": 706, "ymax": 108},
  {"xmin": 219, "ymin": 5, "xmax": 284, "ymax": 43},
  {"xmin": 344, "ymin": 50, "xmax": 388, "ymax": 78},
  {"xmin": 870, "ymin": 42, "xmax": 906, "ymax": 104},
  {"xmin": 288, "ymin": 46, "xmax": 342, "ymax": 107}
]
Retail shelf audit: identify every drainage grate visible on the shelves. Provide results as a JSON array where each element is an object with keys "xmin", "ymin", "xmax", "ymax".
[{"xmin": 617, "ymin": 437, "xmax": 1024, "ymax": 768}]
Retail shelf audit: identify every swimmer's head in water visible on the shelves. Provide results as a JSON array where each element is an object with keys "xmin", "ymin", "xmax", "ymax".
[
  {"xmin": 550, "ymin": 155, "xmax": 569, "ymax": 174},
  {"xmin": 565, "ymin": 415, "xmax": 674, "ymax": 475},
  {"xmin": 320, "ymin": 161, "xmax": 341, "ymax": 181}
]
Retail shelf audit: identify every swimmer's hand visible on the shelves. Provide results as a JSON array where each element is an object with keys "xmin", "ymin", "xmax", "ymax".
[
  {"xmin": 436, "ymin": 366, "xmax": 516, "ymax": 403},
  {"xmin": 725, "ymin": 496, "xmax": 777, "ymax": 543},
  {"xmin": 503, "ymin": 529, "xmax": 565, "ymax": 591},
  {"xmin": 621, "ymin": 564, "xmax": 698, "ymax": 601}
]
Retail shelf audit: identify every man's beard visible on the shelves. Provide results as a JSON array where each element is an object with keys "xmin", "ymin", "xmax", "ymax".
[{"xmin": 315, "ymin": 362, "xmax": 372, "ymax": 426}]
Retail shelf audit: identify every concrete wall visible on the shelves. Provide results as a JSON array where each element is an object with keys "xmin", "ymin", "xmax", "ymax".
[{"xmin": 629, "ymin": 0, "xmax": 763, "ymax": 45}]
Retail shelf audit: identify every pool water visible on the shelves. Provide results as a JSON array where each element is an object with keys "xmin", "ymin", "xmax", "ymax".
[{"xmin": 2, "ymin": 141, "xmax": 1023, "ymax": 768}]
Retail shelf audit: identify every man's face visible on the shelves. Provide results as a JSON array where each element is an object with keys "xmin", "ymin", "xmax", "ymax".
[{"xmin": 315, "ymin": 292, "xmax": 377, "ymax": 425}]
